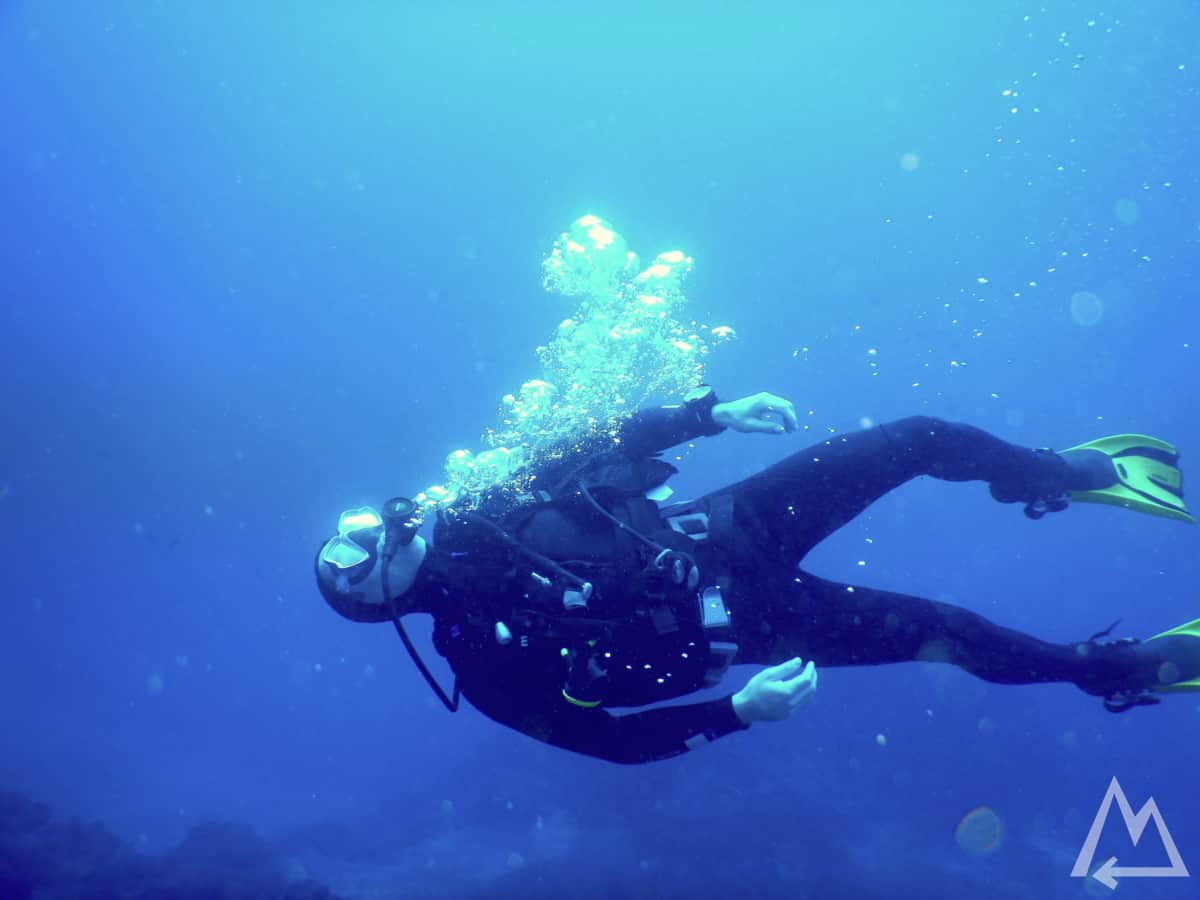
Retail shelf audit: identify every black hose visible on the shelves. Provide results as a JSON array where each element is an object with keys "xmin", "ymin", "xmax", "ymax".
[{"xmin": 383, "ymin": 547, "xmax": 459, "ymax": 713}]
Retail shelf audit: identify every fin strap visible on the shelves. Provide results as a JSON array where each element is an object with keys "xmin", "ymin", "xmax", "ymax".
[{"xmin": 1023, "ymin": 491, "xmax": 1070, "ymax": 520}]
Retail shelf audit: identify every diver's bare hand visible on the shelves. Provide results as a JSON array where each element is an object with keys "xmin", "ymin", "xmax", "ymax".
[
  {"xmin": 712, "ymin": 392, "xmax": 799, "ymax": 435},
  {"xmin": 732, "ymin": 658, "xmax": 818, "ymax": 724}
]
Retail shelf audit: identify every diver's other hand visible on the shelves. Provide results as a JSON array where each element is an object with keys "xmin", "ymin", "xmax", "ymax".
[
  {"xmin": 732, "ymin": 657, "xmax": 818, "ymax": 724},
  {"xmin": 712, "ymin": 391, "xmax": 799, "ymax": 434}
]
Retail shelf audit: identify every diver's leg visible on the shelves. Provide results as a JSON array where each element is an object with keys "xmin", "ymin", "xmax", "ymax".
[
  {"xmin": 730, "ymin": 570, "xmax": 1087, "ymax": 683},
  {"xmin": 729, "ymin": 571, "xmax": 1200, "ymax": 710},
  {"xmin": 702, "ymin": 416, "xmax": 1071, "ymax": 564},
  {"xmin": 730, "ymin": 571, "xmax": 1200, "ymax": 707}
]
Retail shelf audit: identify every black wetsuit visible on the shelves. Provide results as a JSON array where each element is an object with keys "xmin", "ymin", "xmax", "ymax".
[{"xmin": 343, "ymin": 397, "xmax": 1167, "ymax": 764}]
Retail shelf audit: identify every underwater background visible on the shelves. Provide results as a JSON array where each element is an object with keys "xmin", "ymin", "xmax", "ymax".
[{"xmin": 2, "ymin": 2, "xmax": 1198, "ymax": 898}]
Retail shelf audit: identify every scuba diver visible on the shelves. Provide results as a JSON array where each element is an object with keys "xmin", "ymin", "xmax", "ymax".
[{"xmin": 315, "ymin": 387, "xmax": 1200, "ymax": 764}]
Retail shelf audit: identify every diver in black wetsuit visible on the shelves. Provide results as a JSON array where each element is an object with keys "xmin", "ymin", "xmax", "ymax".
[{"xmin": 316, "ymin": 388, "xmax": 1200, "ymax": 764}]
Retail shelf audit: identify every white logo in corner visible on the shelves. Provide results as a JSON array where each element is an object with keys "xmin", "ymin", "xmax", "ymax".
[{"xmin": 1071, "ymin": 776, "xmax": 1189, "ymax": 890}]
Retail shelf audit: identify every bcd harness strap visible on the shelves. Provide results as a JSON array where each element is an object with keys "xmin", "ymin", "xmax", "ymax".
[{"xmin": 430, "ymin": 459, "xmax": 741, "ymax": 711}]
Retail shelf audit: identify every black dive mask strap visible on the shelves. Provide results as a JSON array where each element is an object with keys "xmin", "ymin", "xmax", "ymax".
[{"xmin": 382, "ymin": 546, "xmax": 460, "ymax": 713}]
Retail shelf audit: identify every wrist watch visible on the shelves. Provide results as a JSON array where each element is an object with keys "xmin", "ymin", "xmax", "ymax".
[{"xmin": 683, "ymin": 385, "xmax": 722, "ymax": 432}]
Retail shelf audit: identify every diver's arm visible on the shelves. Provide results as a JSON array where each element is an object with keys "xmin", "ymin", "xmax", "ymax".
[
  {"xmin": 618, "ymin": 387, "xmax": 799, "ymax": 457},
  {"xmin": 615, "ymin": 386, "xmax": 726, "ymax": 457},
  {"xmin": 557, "ymin": 696, "xmax": 750, "ymax": 764},
  {"xmin": 487, "ymin": 656, "xmax": 818, "ymax": 764},
  {"xmin": 465, "ymin": 684, "xmax": 751, "ymax": 765}
]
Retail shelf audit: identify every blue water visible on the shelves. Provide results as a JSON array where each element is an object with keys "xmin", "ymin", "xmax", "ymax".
[{"xmin": 2, "ymin": 3, "xmax": 1198, "ymax": 897}]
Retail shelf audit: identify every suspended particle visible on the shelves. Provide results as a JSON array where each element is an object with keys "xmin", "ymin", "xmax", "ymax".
[
  {"xmin": 955, "ymin": 806, "xmax": 1005, "ymax": 856},
  {"xmin": 1070, "ymin": 291, "xmax": 1104, "ymax": 326}
]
